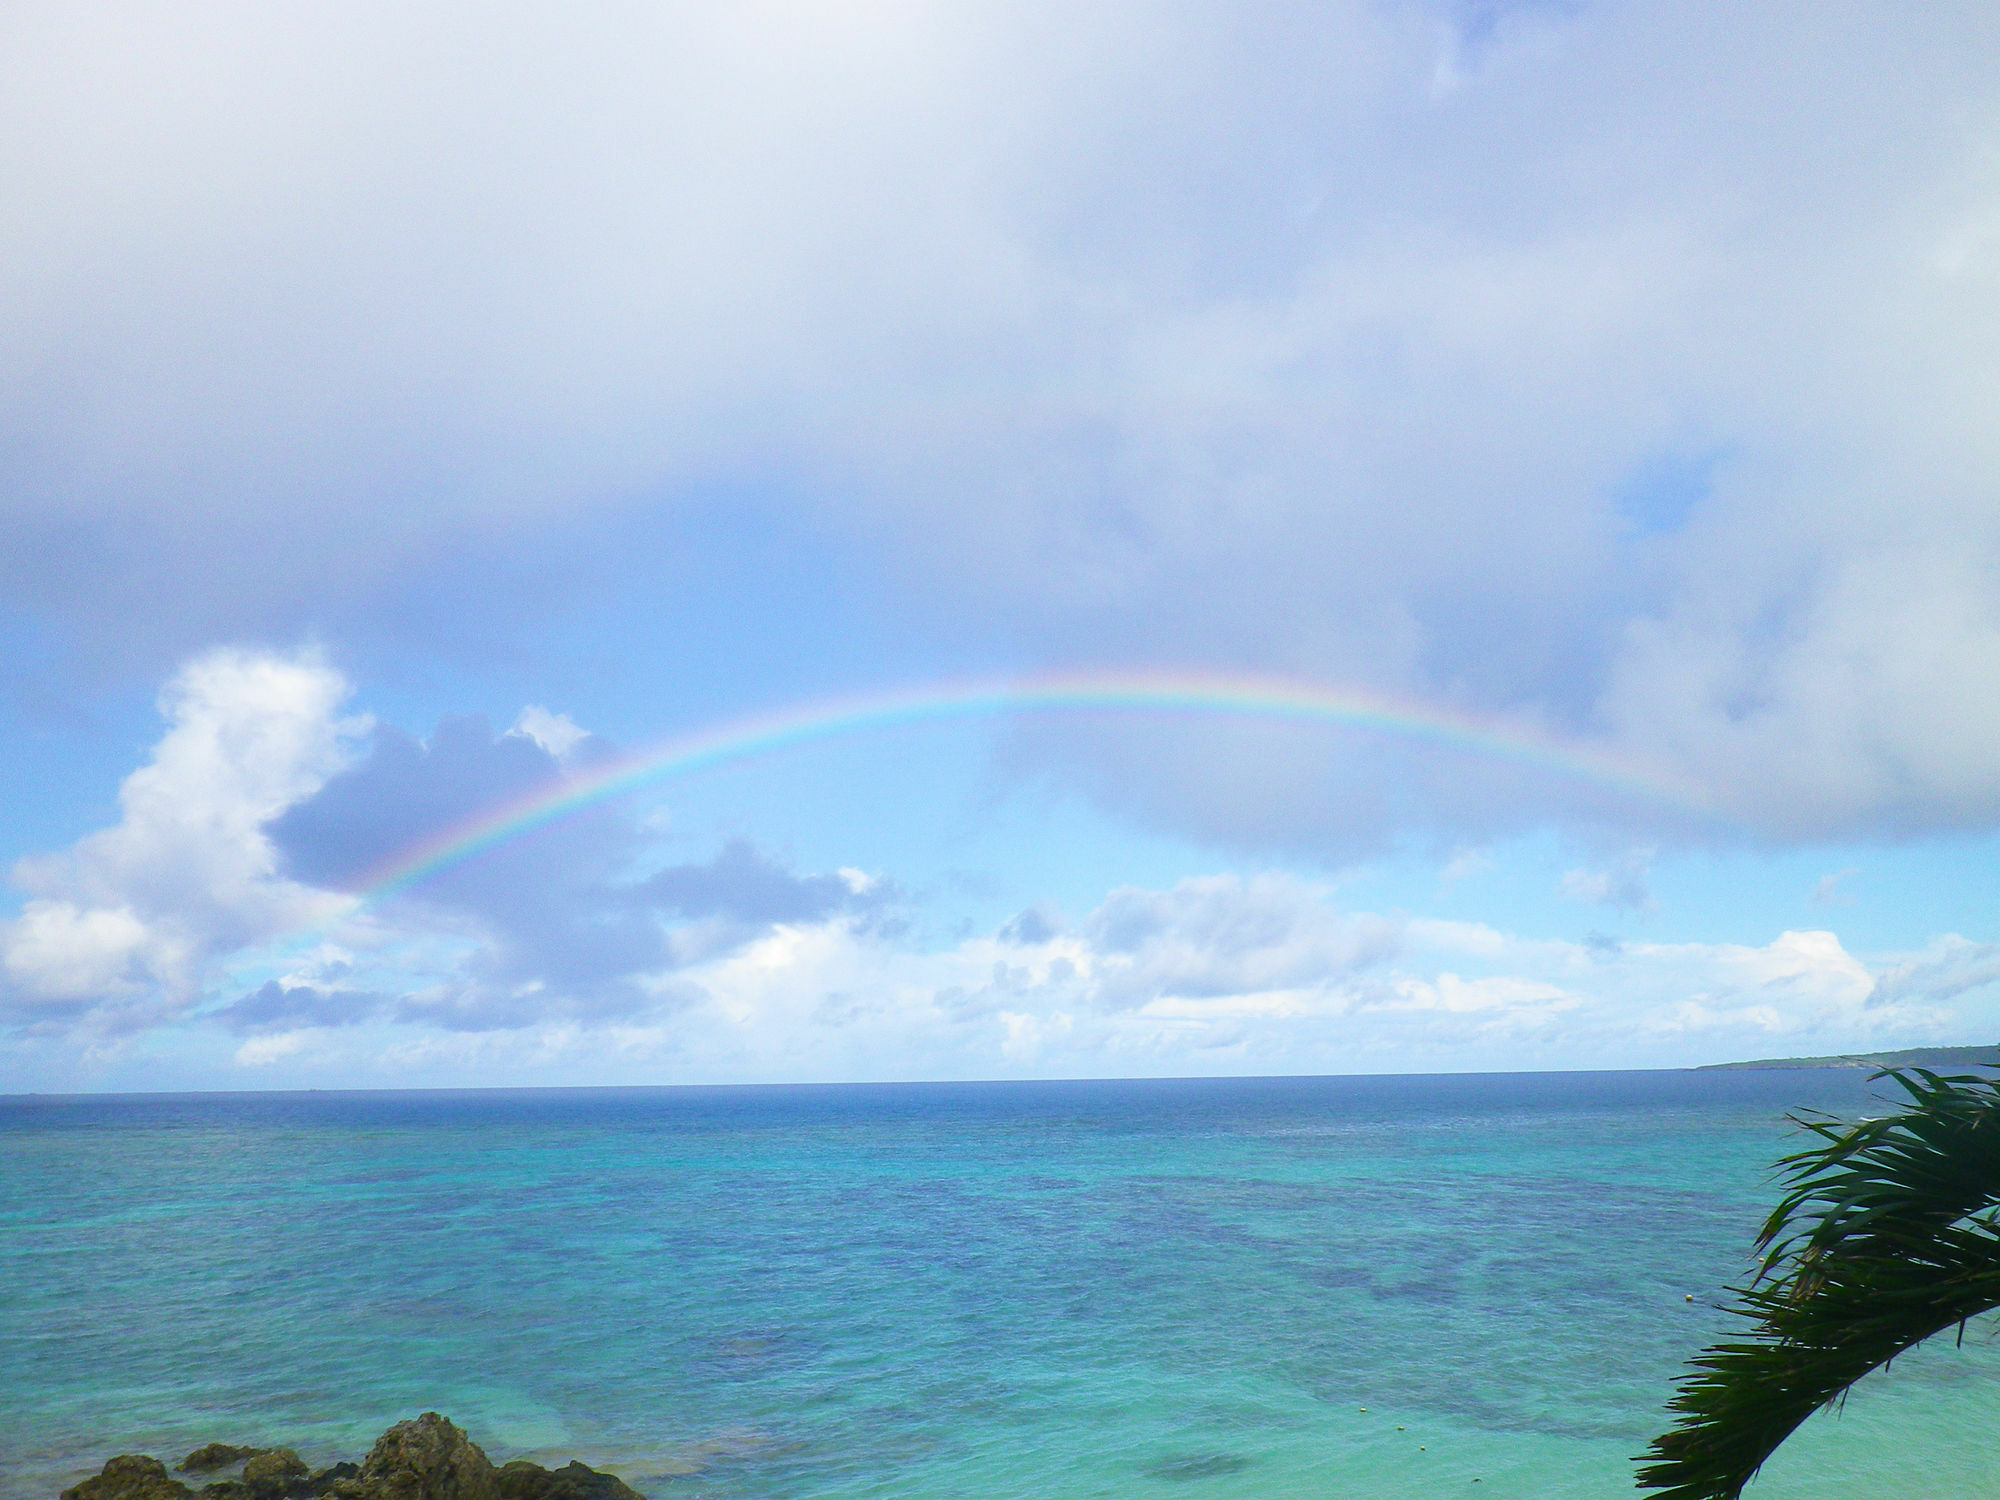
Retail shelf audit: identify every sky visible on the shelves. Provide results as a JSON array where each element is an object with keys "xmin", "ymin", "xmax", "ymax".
[{"xmin": 5, "ymin": 0, "xmax": 2000, "ymax": 1091}]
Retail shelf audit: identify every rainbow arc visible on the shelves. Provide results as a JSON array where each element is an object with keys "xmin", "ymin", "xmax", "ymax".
[{"xmin": 344, "ymin": 670, "xmax": 1709, "ymax": 911}]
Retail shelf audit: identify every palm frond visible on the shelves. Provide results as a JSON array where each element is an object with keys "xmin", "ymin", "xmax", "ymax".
[{"xmin": 1637, "ymin": 1069, "xmax": 2000, "ymax": 1499}]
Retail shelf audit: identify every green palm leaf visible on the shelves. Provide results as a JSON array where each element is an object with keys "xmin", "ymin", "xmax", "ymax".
[{"xmin": 1637, "ymin": 1068, "xmax": 2000, "ymax": 1499}]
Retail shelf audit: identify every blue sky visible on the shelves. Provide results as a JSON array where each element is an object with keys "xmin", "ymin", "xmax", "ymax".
[{"xmin": 5, "ymin": 1, "xmax": 2000, "ymax": 1090}]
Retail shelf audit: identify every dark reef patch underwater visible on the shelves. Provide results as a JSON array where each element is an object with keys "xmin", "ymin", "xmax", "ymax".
[{"xmin": 10, "ymin": 1074, "xmax": 2000, "ymax": 1498}]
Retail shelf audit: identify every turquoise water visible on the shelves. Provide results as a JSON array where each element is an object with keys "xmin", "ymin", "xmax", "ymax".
[{"xmin": 6, "ymin": 1073, "xmax": 2000, "ymax": 1499}]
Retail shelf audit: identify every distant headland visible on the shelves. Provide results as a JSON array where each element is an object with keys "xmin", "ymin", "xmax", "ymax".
[{"xmin": 1698, "ymin": 1044, "xmax": 2000, "ymax": 1071}]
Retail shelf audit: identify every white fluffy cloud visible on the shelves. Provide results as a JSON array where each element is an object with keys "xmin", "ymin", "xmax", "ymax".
[
  {"xmin": 2, "ymin": 649, "xmax": 363, "ymax": 1033},
  {"xmin": 621, "ymin": 887, "xmax": 1981, "ymax": 1084},
  {"xmin": 4, "ymin": 4, "xmax": 2000, "ymax": 849},
  {"xmin": 323, "ymin": 899, "xmax": 1994, "ymax": 1087}
]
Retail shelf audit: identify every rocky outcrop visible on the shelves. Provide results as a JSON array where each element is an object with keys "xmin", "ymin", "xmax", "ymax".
[
  {"xmin": 493, "ymin": 1462, "xmax": 640, "ymax": 1500},
  {"xmin": 328, "ymin": 1414, "xmax": 497, "ymax": 1500},
  {"xmin": 63, "ymin": 1456, "xmax": 193, "ymax": 1500},
  {"xmin": 180, "ymin": 1449, "xmax": 263, "ymax": 1476},
  {"xmin": 69, "ymin": 1417, "xmax": 638, "ymax": 1500},
  {"xmin": 242, "ymin": 1452, "xmax": 309, "ymax": 1500},
  {"xmin": 243, "ymin": 1448, "xmax": 312, "ymax": 1496}
]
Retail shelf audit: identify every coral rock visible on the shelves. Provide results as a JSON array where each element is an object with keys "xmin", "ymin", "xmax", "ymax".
[
  {"xmin": 242, "ymin": 1452, "xmax": 310, "ymax": 1500},
  {"xmin": 494, "ymin": 1461, "xmax": 641, "ymax": 1500},
  {"xmin": 181, "ymin": 1449, "xmax": 264, "ymax": 1476},
  {"xmin": 331, "ymin": 1414, "xmax": 497, "ymax": 1500},
  {"xmin": 63, "ymin": 1456, "xmax": 193, "ymax": 1500}
]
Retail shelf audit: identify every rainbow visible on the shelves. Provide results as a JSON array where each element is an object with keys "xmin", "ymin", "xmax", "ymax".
[{"xmin": 344, "ymin": 670, "xmax": 1710, "ymax": 911}]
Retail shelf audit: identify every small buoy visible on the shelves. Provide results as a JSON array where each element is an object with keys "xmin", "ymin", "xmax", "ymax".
[
  {"xmin": 1396, "ymin": 1427, "xmax": 1405, "ymax": 1432},
  {"xmin": 1686, "ymin": 1294, "xmax": 1695, "ymax": 1302}
]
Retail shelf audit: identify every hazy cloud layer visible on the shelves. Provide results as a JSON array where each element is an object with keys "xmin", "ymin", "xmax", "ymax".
[
  {"xmin": 1562, "ymin": 848, "xmax": 1656, "ymax": 912},
  {"xmin": 4, "ymin": 4, "xmax": 2000, "ymax": 849},
  {"xmin": 32, "ymin": 870, "xmax": 1996, "ymax": 1092}
]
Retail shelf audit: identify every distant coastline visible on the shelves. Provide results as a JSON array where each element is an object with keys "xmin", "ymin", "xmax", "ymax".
[{"xmin": 1698, "ymin": 1043, "xmax": 2000, "ymax": 1071}]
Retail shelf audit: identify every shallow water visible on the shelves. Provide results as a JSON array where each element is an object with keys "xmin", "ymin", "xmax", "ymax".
[{"xmin": 5, "ymin": 1072, "xmax": 1999, "ymax": 1499}]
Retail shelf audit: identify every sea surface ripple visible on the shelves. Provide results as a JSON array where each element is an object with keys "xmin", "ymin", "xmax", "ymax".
[{"xmin": 5, "ymin": 1071, "xmax": 1999, "ymax": 1498}]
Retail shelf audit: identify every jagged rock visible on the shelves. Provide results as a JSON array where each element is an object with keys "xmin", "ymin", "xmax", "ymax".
[
  {"xmin": 243, "ymin": 1452, "xmax": 310, "ymax": 1500},
  {"xmin": 330, "ymin": 1414, "xmax": 497, "ymax": 1500},
  {"xmin": 181, "ymin": 1449, "xmax": 264, "ymax": 1476},
  {"xmin": 63, "ymin": 1456, "xmax": 193, "ymax": 1500},
  {"xmin": 75, "ymin": 1422, "xmax": 635, "ymax": 1500},
  {"xmin": 494, "ymin": 1461, "xmax": 641, "ymax": 1500}
]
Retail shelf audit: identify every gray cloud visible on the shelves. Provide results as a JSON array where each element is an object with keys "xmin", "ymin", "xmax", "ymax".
[
  {"xmin": 998, "ymin": 906, "xmax": 1064, "ymax": 945},
  {"xmin": 269, "ymin": 716, "xmax": 589, "ymax": 893},
  {"xmin": 5, "ymin": 3, "xmax": 2000, "ymax": 854},
  {"xmin": 641, "ymin": 841, "xmax": 871, "ymax": 925},
  {"xmin": 265, "ymin": 717, "xmax": 887, "ymax": 1029},
  {"xmin": 215, "ymin": 980, "xmax": 382, "ymax": 1033},
  {"xmin": 268, "ymin": 715, "xmax": 666, "ymax": 1018},
  {"xmin": 1868, "ymin": 940, "xmax": 2000, "ymax": 1010}
]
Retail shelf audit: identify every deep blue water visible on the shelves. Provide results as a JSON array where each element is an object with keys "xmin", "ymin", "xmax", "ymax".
[{"xmin": 6, "ymin": 1071, "xmax": 2000, "ymax": 1499}]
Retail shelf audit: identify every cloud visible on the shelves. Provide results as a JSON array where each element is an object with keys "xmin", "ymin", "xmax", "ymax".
[
  {"xmin": 998, "ymin": 905, "xmax": 1064, "ymax": 945},
  {"xmin": 641, "ymin": 841, "xmax": 874, "ymax": 925},
  {"xmin": 3, "ymin": 5, "xmax": 2000, "ymax": 853},
  {"xmin": 235, "ymin": 1031, "xmax": 312, "ymax": 1067},
  {"xmin": 1, "ymin": 648, "xmax": 894, "ymax": 1044},
  {"xmin": 1868, "ymin": 937, "xmax": 2000, "ymax": 1010},
  {"xmin": 2, "ymin": 902, "xmax": 153, "ymax": 1006},
  {"xmin": 612, "ymin": 885, "xmax": 1985, "ymax": 1084},
  {"xmin": 0, "ymin": 647, "xmax": 363, "ymax": 1032},
  {"xmin": 269, "ymin": 723, "xmax": 887, "ymax": 1029},
  {"xmin": 1390, "ymin": 973, "xmax": 1576, "ymax": 1020},
  {"xmin": 272, "ymin": 720, "xmax": 673, "ymax": 1025},
  {"xmin": 269, "ymin": 715, "xmax": 576, "ymax": 893},
  {"xmin": 1078, "ymin": 874, "xmax": 1403, "ymax": 1010},
  {"xmin": 512, "ymin": 707, "xmax": 590, "ymax": 763},
  {"xmin": 9, "ymin": 666, "xmax": 2000, "ymax": 1087},
  {"xmin": 1440, "ymin": 847, "xmax": 1492, "ymax": 885},
  {"xmin": 1560, "ymin": 847, "xmax": 1656, "ymax": 911},
  {"xmin": 215, "ymin": 979, "xmax": 382, "ymax": 1033}
]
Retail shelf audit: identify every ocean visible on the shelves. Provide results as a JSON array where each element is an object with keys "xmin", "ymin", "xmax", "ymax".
[{"xmin": 5, "ymin": 1071, "xmax": 1999, "ymax": 1499}]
